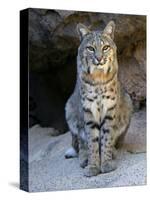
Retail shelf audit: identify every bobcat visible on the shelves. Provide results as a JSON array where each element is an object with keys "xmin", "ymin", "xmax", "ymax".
[{"xmin": 65, "ymin": 21, "xmax": 133, "ymax": 177}]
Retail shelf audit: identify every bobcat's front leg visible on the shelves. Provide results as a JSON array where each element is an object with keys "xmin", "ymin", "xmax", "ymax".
[
  {"xmin": 100, "ymin": 124, "xmax": 117, "ymax": 173},
  {"xmin": 79, "ymin": 139, "xmax": 88, "ymax": 168},
  {"xmin": 83, "ymin": 111, "xmax": 100, "ymax": 177}
]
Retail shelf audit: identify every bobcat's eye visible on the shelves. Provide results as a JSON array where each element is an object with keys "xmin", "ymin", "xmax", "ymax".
[
  {"xmin": 102, "ymin": 45, "xmax": 110, "ymax": 52},
  {"xmin": 86, "ymin": 46, "xmax": 95, "ymax": 52}
]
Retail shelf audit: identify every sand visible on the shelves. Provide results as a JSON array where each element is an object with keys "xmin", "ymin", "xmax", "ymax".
[{"xmin": 28, "ymin": 109, "xmax": 146, "ymax": 192}]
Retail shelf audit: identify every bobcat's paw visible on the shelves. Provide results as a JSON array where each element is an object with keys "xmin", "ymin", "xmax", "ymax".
[
  {"xmin": 65, "ymin": 147, "xmax": 77, "ymax": 159},
  {"xmin": 101, "ymin": 160, "xmax": 117, "ymax": 173},
  {"xmin": 83, "ymin": 165, "xmax": 100, "ymax": 177},
  {"xmin": 80, "ymin": 159, "xmax": 88, "ymax": 168}
]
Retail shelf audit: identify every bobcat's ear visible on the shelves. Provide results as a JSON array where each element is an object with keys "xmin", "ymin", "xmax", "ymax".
[
  {"xmin": 77, "ymin": 23, "xmax": 90, "ymax": 40},
  {"xmin": 103, "ymin": 21, "xmax": 115, "ymax": 39}
]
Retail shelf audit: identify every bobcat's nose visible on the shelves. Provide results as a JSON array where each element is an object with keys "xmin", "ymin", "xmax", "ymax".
[
  {"xmin": 95, "ymin": 56, "xmax": 102, "ymax": 65},
  {"xmin": 96, "ymin": 57, "xmax": 102, "ymax": 62}
]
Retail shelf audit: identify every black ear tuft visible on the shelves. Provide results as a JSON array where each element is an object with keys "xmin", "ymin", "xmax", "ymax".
[
  {"xmin": 103, "ymin": 21, "xmax": 116, "ymax": 39},
  {"xmin": 76, "ymin": 23, "xmax": 90, "ymax": 40}
]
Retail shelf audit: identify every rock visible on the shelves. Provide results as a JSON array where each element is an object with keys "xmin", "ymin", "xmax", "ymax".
[
  {"xmin": 28, "ymin": 110, "xmax": 146, "ymax": 192},
  {"xmin": 28, "ymin": 8, "xmax": 146, "ymax": 131},
  {"xmin": 123, "ymin": 109, "xmax": 146, "ymax": 153},
  {"xmin": 28, "ymin": 125, "xmax": 60, "ymax": 163}
]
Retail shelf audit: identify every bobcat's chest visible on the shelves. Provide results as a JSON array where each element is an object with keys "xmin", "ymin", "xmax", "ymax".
[
  {"xmin": 81, "ymin": 83, "xmax": 117, "ymax": 123},
  {"xmin": 81, "ymin": 85, "xmax": 101, "ymax": 122}
]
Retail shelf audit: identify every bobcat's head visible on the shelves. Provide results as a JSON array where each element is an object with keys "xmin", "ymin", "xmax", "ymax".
[{"xmin": 77, "ymin": 21, "xmax": 118, "ymax": 83}]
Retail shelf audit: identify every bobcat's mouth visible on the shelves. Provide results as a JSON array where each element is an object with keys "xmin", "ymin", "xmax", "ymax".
[
  {"xmin": 96, "ymin": 59, "xmax": 108, "ymax": 70},
  {"xmin": 86, "ymin": 57, "xmax": 108, "ymax": 74},
  {"xmin": 94, "ymin": 57, "xmax": 107, "ymax": 67}
]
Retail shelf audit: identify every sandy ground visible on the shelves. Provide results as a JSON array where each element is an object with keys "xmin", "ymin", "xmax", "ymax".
[{"xmin": 28, "ymin": 109, "xmax": 146, "ymax": 192}]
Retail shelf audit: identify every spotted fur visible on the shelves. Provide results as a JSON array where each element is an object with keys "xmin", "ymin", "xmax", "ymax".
[{"xmin": 65, "ymin": 21, "xmax": 133, "ymax": 177}]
